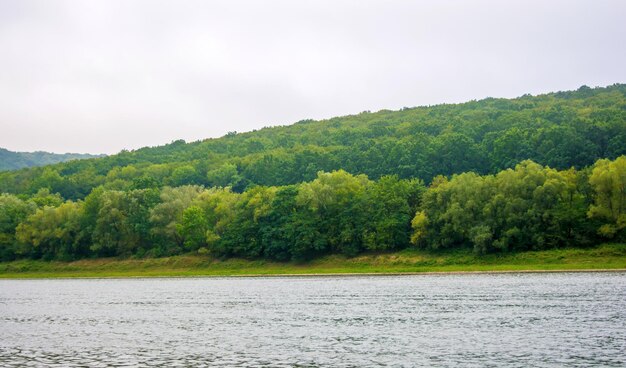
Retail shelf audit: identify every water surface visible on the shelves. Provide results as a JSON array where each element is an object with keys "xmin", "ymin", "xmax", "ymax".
[{"xmin": 1, "ymin": 272, "xmax": 625, "ymax": 367}]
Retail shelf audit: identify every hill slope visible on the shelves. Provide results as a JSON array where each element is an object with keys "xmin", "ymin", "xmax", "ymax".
[
  {"xmin": 0, "ymin": 84, "xmax": 624, "ymax": 263},
  {"xmin": 0, "ymin": 84, "xmax": 624, "ymax": 200},
  {"xmin": 0, "ymin": 148, "xmax": 104, "ymax": 172}
]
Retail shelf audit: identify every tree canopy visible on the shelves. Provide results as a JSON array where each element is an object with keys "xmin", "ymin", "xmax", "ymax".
[
  {"xmin": 0, "ymin": 156, "xmax": 623, "ymax": 262},
  {"xmin": 1, "ymin": 84, "xmax": 624, "ymax": 200}
]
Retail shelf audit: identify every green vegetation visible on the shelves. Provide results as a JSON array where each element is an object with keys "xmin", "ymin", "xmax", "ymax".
[
  {"xmin": 0, "ymin": 85, "xmax": 625, "ymax": 266},
  {"xmin": 0, "ymin": 147, "xmax": 104, "ymax": 172},
  {"xmin": 1, "ymin": 154, "xmax": 624, "ymax": 263},
  {"xmin": 412, "ymin": 158, "xmax": 626, "ymax": 253},
  {"xmin": 1, "ymin": 244, "xmax": 624, "ymax": 278},
  {"xmin": 2, "ymin": 84, "xmax": 625, "ymax": 199}
]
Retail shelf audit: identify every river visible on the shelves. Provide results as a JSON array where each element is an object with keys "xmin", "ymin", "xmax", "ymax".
[{"xmin": 1, "ymin": 272, "xmax": 625, "ymax": 367}]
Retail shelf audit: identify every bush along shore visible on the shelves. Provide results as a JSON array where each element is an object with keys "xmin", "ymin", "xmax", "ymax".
[{"xmin": 0, "ymin": 243, "xmax": 624, "ymax": 278}]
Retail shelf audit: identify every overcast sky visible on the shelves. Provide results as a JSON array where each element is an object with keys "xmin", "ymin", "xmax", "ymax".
[{"xmin": 1, "ymin": 0, "xmax": 624, "ymax": 154}]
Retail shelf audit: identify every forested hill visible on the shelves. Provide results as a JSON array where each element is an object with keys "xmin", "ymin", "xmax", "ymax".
[
  {"xmin": 1, "ymin": 84, "xmax": 625, "ymax": 200},
  {"xmin": 1, "ymin": 84, "xmax": 625, "ymax": 262},
  {"xmin": 0, "ymin": 148, "xmax": 104, "ymax": 172}
]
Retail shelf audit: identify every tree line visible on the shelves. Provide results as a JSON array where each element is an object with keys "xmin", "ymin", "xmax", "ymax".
[{"xmin": 1, "ymin": 156, "xmax": 624, "ymax": 262}]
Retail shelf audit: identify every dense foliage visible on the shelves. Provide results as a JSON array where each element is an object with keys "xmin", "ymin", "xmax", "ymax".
[
  {"xmin": 0, "ymin": 85, "xmax": 624, "ymax": 262},
  {"xmin": 0, "ymin": 156, "xmax": 624, "ymax": 261},
  {"xmin": 1, "ymin": 85, "xmax": 624, "ymax": 200},
  {"xmin": 0, "ymin": 148, "xmax": 104, "ymax": 171},
  {"xmin": 411, "ymin": 158, "xmax": 625, "ymax": 253}
]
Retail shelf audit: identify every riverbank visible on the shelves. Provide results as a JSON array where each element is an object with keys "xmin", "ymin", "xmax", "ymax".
[{"xmin": 0, "ymin": 243, "xmax": 625, "ymax": 278}]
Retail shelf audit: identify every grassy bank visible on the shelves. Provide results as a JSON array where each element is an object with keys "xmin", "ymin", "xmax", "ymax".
[{"xmin": 0, "ymin": 243, "xmax": 625, "ymax": 278}]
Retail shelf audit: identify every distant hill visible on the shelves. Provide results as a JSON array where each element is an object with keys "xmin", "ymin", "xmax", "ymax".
[
  {"xmin": 0, "ymin": 148, "xmax": 104, "ymax": 171},
  {"xmin": 0, "ymin": 84, "xmax": 624, "ymax": 199}
]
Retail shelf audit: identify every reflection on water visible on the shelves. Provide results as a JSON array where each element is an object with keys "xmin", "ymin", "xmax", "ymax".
[{"xmin": 0, "ymin": 273, "xmax": 625, "ymax": 367}]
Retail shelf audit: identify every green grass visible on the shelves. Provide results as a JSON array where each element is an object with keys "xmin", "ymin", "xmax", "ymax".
[{"xmin": 0, "ymin": 243, "xmax": 625, "ymax": 278}]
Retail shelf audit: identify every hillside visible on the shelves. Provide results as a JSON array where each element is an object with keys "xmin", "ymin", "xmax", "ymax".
[
  {"xmin": 0, "ymin": 84, "xmax": 624, "ymax": 263},
  {"xmin": 0, "ymin": 84, "xmax": 624, "ymax": 200},
  {"xmin": 0, "ymin": 148, "xmax": 104, "ymax": 172}
]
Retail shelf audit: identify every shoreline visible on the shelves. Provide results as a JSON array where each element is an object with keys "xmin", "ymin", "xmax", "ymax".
[
  {"xmin": 2, "ymin": 243, "xmax": 625, "ymax": 279},
  {"xmin": 1, "ymin": 268, "xmax": 625, "ymax": 280},
  {"xmin": 224, "ymin": 268, "xmax": 626, "ymax": 277},
  {"xmin": 2, "ymin": 267, "xmax": 626, "ymax": 280}
]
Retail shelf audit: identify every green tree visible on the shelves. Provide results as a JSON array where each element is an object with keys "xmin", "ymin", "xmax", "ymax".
[
  {"xmin": 190, "ymin": 187, "xmax": 240, "ymax": 253},
  {"xmin": 206, "ymin": 163, "xmax": 243, "ymax": 188},
  {"xmin": 177, "ymin": 206, "xmax": 209, "ymax": 251},
  {"xmin": 218, "ymin": 186, "xmax": 277, "ymax": 258},
  {"xmin": 588, "ymin": 156, "xmax": 626, "ymax": 238},
  {"xmin": 0, "ymin": 194, "xmax": 36, "ymax": 260},
  {"xmin": 363, "ymin": 176, "xmax": 424, "ymax": 251},
  {"xmin": 168, "ymin": 165, "xmax": 199, "ymax": 186},
  {"xmin": 91, "ymin": 188, "xmax": 160, "ymax": 257},
  {"xmin": 30, "ymin": 188, "xmax": 64, "ymax": 208},
  {"xmin": 258, "ymin": 186, "xmax": 299, "ymax": 261},
  {"xmin": 149, "ymin": 185, "xmax": 205, "ymax": 253},
  {"xmin": 297, "ymin": 170, "xmax": 370, "ymax": 257},
  {"xmin": 15, "ymin": 201, "xmax": 83, "ymax": 260}
]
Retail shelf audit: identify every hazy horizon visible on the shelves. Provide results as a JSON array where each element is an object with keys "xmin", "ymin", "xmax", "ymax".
[
  {"xmin": 0, "ymin": 83, "xmax": 620, "ymax": 156},
  {"xmin": 1, "ymin": 0, "xmax": 625, "ymax": 155}
]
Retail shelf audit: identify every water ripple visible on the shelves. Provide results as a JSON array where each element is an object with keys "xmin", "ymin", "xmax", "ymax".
[{"xmin": 0, "ymin": 273, "xmax": 625, "ymax": 367}]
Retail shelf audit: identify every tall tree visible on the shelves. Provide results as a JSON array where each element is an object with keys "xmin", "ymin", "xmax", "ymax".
[{"xmin": 588, "ymin": 156, "xmax": 626, "ymax": 238}]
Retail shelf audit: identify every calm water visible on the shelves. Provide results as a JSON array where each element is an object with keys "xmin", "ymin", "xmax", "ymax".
[{"xmin": 0, "ymin": 273, "xmax": 625, "ymax": 367}]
